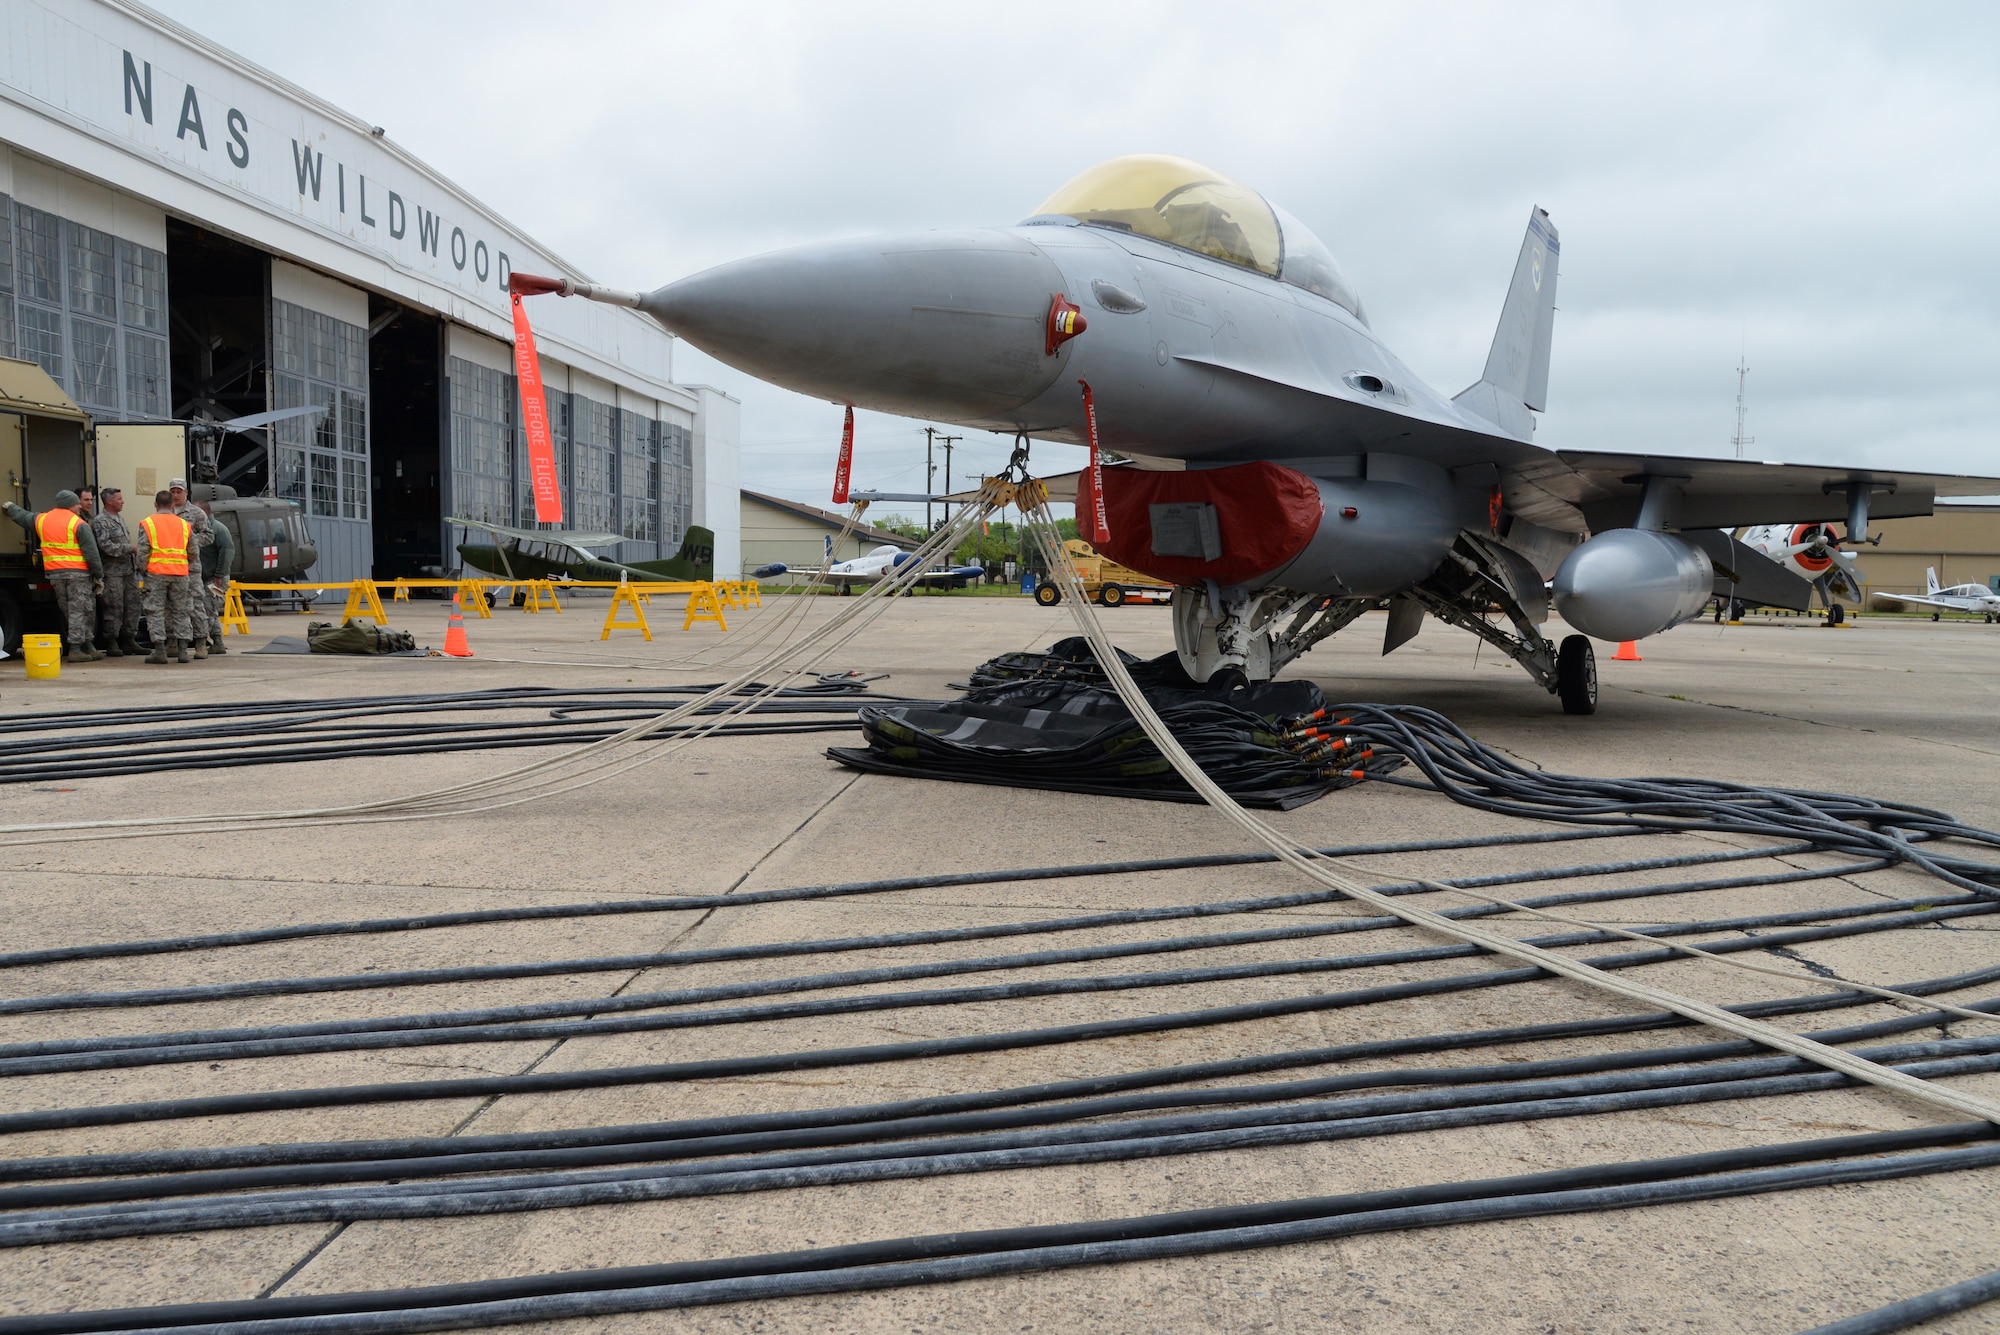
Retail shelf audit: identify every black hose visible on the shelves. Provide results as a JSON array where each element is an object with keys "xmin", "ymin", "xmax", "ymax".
[
  {"xmin": 14, "ymin": 1049, "xmax": 2000, "ymax": 1248},
  {"xmin": 1799, "ymin": 1266, "xmax": 2000, "ymax": 1334},
  {"xmin": 1334, "ymin": 704, "xmax": 2000, "ymax": 898},
  {"xmin": 0, "ymin": 826, "xmax": 1640, "ymax": 971},
  {"xmin": 12, "ymin": 1033, "xmax": 1998, "ymax": 1215},
  {"xmin": 0, "ymin": 842, "xmax": 1885, "ymax": 1018},
  {"xmin": 8, "ymin": 1128, "xmax": 1995, "ymax": 1335},
  {"xmin": 0, "ymin": 682, "xmax": 893, "ymax": 783},
  {"xmin": 5, "ymin": 933, "xmax": 1994, "ymax": 1138},
  {"xmin": 4, "ymin": 895, "xmax": 1983, "ymax": 1079},
  {"xmin": 10, "ymin": 957, "xmax": 1995, "ymax": 1185}
]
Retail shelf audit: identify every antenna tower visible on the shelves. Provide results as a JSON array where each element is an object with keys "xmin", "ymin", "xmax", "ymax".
[{"xmin": 1731, "ymin": 355, "xmax": 1754, "ymax": 460}]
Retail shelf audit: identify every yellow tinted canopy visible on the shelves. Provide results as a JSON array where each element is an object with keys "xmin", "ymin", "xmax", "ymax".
[{"xmin": 1036, "ymin": 154, "xmax": 1283, "ymax": 277}]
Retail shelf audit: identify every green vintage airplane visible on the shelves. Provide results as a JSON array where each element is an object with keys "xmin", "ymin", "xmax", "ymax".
[{"xmin": 452, "ymin": 517, "xmax": 717, "ymax": 584}]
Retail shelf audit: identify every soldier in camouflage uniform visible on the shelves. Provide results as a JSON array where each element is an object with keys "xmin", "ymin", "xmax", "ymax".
[
  {"xmin": 90, "ymin": 486, "xmax": 142, "ymax": 656},
  {"xmin": 136, "ymin": 490, "xmax": 196, "ymax": 664},
  {"xmin": 4, "ymin": 490, "xmax": 102, "ymax": 661},
  {"xmin": 166, "ymin": 479, "xmax": 214, "ymax": 659},
  {"xmin": 199, "ymin": 505, "xmax": 234, "ymax": 653}
]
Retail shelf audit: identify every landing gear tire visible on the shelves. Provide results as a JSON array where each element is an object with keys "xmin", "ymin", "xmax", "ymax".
[
  {"xmin": 1098, "ymin": 584, "xmax": 1125, "ymax": 608},
  {"xmin": 840, "ymin": 583, "xmax": 852, "ymax": 597},
  {"xmin": 1033, "ymin": 582, "xmax": 1062, "ymax": 607},
  {"xmin": 1933, "ymin": 612, "xmax": 1941, "ymax": 621},
  {"xmin": 1827, "ymin": 604, "xmax": 1845, "ymax": 626},
  {"xmin": 1557, "ymin": 634, "xmax": 1598, "ymax": 716},
  {"xmin": 1208, "ymin": 666, "xmax": 1249, "ymax": 692}
]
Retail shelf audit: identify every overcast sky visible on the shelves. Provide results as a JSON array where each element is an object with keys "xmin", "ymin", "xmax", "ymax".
[{"xmin": 153, "ymin": 1, "xmax": 2000, "ymax": 517}]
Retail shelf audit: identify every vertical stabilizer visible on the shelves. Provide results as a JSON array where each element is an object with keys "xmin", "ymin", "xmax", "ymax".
[
  {"xmin": 1453, "ymin": 208, "xmax": 1560, "ymax": 440},
  {"xmin": 1927, "ymin": 567, "xmax": 1940, "ymax": 595}
]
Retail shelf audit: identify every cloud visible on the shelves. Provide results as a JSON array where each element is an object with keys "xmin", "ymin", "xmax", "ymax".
[{"xmin": 151, "ymin": 0, "xmax": 2000, "ymax": 500}]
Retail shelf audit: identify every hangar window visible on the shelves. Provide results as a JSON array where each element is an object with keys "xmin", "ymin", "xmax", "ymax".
[
  {"xmin": 16, "ymin": 304, "xmax": 62, "ymax": 382},
  {"xmin": 618, "ymin": 407, "xmax": 657, "ymax": 546},
  {"xmin": 568, "ymin": 394, "xmax": 616, "ymax": 534},
  {"xmin": 1034, "ymin": 155, "xmax": 1283, "ymax": 277},
  {"xmin": 117, "ymin": 239, "xmax": 166, "ymax": 333},
  {"xmin": 0, "ymin": 193, "xmax": 13, "ymax": 360},
  {"xmin": 123, "ymin": 330, "xmax": 167, "ymax": 416},
  {"xmin": 14, "ymin": 205, "xmax": 61, "ymax": 306},
  {"xmin": 448, "ymin": 356, "xmax": 515, "ymax": 526},
  {"xmin": 68, "ymin": 317, "xmax": 118, "ymax": 410},
  {"xmin": 272, "ymin": 297, "xmax": 368, "ymax": 522},
  {"xmin": 62, "ymin": 222, "xmax": 116, "ymax": 322}
]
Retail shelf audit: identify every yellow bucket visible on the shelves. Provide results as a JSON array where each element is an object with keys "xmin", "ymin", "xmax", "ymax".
[{"xmin": 22, "ymin": 633, "xmax": 61, "ymax": 679}]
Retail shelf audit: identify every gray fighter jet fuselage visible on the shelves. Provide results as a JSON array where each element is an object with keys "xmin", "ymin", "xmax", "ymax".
[{"xmin": 529, "ymin": 154, "xmax": 2000, "ymax": 714}]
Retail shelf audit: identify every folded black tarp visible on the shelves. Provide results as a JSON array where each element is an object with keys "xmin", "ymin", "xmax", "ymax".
[{"xmin": 828, "ymin": 638, "xmax": 1398, "ymax": 809}]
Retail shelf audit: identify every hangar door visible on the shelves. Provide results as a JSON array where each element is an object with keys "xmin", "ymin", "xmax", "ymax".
[{"xmin": 268, "ymin": 260, "xmax": 372, "ymax": 584}]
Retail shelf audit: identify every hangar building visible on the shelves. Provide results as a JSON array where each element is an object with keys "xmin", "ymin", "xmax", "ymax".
[
  {"xmin": 739, "ymin": 489, "xmax": 918, "ymax": 574},
  {"xmin": 0, "ymin": 0, "xmax": 738, "ymax": 583}
]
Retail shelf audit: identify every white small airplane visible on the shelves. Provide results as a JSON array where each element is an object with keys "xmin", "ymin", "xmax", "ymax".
[
  {"xmin": 1736, "ymin": 523, "xmax": 1865, "ymax": 617},
  {"xmin": 755, "ymin": 542, "xmax": 987, "ymax": 594},
  {"xmin": 1869, "ymin": 567, "xmax": 2000, "ymax": 621}
]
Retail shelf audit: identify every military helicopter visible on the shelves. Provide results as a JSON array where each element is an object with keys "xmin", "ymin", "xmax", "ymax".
[{"xmin": 178, "ymin": 407, "xmax": 322, "ymax": 583}]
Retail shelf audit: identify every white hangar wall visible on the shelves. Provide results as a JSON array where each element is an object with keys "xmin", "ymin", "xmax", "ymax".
[{"xmin": 0, "ymin": 0, "xmax": 740, "ymax": 583}]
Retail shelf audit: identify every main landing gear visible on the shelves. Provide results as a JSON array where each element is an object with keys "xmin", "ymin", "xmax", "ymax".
[{"xmin": 1556, "ymin": 634, "xmax": 1597, "ymax": 715}]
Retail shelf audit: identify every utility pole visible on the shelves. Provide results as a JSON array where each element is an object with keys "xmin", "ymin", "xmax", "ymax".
[
  {"xmin": 939, "ymin": 434, "xmax": 961, "ymax": 529},
  {"xmin": 923, "ymin": 428, "xmax": 936, "ymax": 532}
]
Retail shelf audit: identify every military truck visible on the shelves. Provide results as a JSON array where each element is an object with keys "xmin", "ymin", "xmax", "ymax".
[
  {"xmin": 0, "ymin": 355, "xmax": 278, "ymax": 654},
  {"xmin": 0, "ymin": 358, "xmax": 102, "ymax": 655}
]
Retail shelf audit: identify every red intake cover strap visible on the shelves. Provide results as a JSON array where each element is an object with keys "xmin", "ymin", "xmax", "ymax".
[{"xmin": 1100, "ymin": 462, "xmax": 1323, "ymax": 587}]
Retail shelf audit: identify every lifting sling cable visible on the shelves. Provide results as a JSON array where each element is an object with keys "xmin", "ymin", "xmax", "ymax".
[{"xmin": 1017, "ymin": 491, "xmax": 2000, "ymax": 1129}]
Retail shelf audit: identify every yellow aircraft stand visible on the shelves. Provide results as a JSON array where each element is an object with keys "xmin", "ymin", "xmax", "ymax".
[
  {"xmin": 522, "ymin": 580, "xmax": 564, "ymax": 613},
  {"xmin": 220, "ymin": 584, "xmax": 251, "ymax": 636},
  {"xmin": 601, "ymin": 584, "xmax": 652, "ymax": 641},
  {"xmin": 338, "ymin": 580, "xmax": 389, "ymax": 625},
  {"xmin": 683, "ymin": 583, "xmax": 729, "ymax": 632},
  {"xmin": 742, "ymin": 580, "xmax": 762, "ymax": 608},
  {"xmin": 452, "ymin": 579, "xmax": 492, "ymax": 617}
]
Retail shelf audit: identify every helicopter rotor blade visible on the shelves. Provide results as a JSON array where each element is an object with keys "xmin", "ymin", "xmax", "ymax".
[{"xmin": 218, "ymin": 404, "xmax": 325, "ymax": 432}]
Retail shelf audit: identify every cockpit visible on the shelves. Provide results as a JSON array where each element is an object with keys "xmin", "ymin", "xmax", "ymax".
[{"xmin": 1031, "ymin": 154, "xmax": 1366, "ymax": 324}]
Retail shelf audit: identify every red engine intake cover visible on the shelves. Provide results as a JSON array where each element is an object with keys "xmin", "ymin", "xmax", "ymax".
[{"xmin": 1099, "ymin": 461, "xmax": 1325, "ymax": 588}]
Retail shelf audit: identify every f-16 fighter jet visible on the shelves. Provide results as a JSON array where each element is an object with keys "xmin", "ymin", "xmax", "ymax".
[{"xmin": 527, "ymin": 154, "xmax": 2000, "ymax": 713}]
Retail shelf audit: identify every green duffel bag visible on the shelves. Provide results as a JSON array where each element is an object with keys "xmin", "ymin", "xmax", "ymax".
[{"xmin": 305, "ymin": 619, "xmax": 419, "ymax": 654}]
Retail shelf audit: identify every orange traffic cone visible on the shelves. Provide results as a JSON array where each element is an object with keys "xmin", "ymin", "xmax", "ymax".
[
  {"xmin": 1613, "ymin": 640, "xmax": 1641, "ymax": 661},
  {"xmin": 443, "ymin": 604, "xmax": 473, "ymax": 658}
]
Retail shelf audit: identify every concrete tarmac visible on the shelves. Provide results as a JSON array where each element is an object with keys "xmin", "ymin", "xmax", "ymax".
[{"xmin": 0, "ymin": 592, "xmax": 1996, "ymax": 1332}]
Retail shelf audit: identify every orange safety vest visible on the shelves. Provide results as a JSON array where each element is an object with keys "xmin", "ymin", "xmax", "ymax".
[
  {"xmin": 35, "ymin": 509, "xmax": 87, "ymax": 572},
  {"xmin": 141, "ymin": 512, "xmax": 191, "ymax": 577}
]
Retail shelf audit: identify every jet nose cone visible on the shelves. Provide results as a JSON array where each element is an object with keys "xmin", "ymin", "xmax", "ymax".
[{"xmin": 640, "ymin": 230, "xmax": 1074, "ymax": 420}]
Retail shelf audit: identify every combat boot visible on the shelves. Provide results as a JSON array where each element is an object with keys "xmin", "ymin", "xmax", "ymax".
[
  {"xmin": 192, "ymin": 639, "xmax": 209, "ymax": 661},
  {"xmin": 146, "ymin": 639, "xmax": 169, "ymax": 664},
  {"xmin": 174, "ymin": 639, "xmax": 192, "ymax": 664},
  {"xmin": 102, "ymin": 638, "xmax": 124, "ymax": 658},
  {"xmin": 209, "ymin": 638, "xmax": 227, "ymax": 655},
  {"xmin": 117, "ymin": 633, "xmax": 141, "ymax": 656},
  {"xmin": 64, "ymin": 643, "xmax": 100, "ymax": 664}
]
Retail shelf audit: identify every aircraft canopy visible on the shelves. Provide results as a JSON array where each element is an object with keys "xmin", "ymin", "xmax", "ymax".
[
  {"xmin": 1037, "ymin": 154, "xmax": 1283, "ymax": 277},
  {"xmin": 1034, "ymin": 154, "xmax": 1364, "ymax": 322}
]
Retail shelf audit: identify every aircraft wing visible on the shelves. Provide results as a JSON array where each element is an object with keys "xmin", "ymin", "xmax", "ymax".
[
  {"xmin": 1511, "ymin": 456, "xmax": 2000, "ymax": 534},
  {"xmin": 910, "ymin": 566, "xmax": 985, "ymax": 587},
  {"xmin": 760, "ymin": 564, "xmax": 877, "ymax": 586},
  {"xmin": 1869, "ymin": 590, "xmax": 1996, "ymax": 612},
  {"xmin": 446, "ymin": 516, "xmax": 628, "ymax": 549}
]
